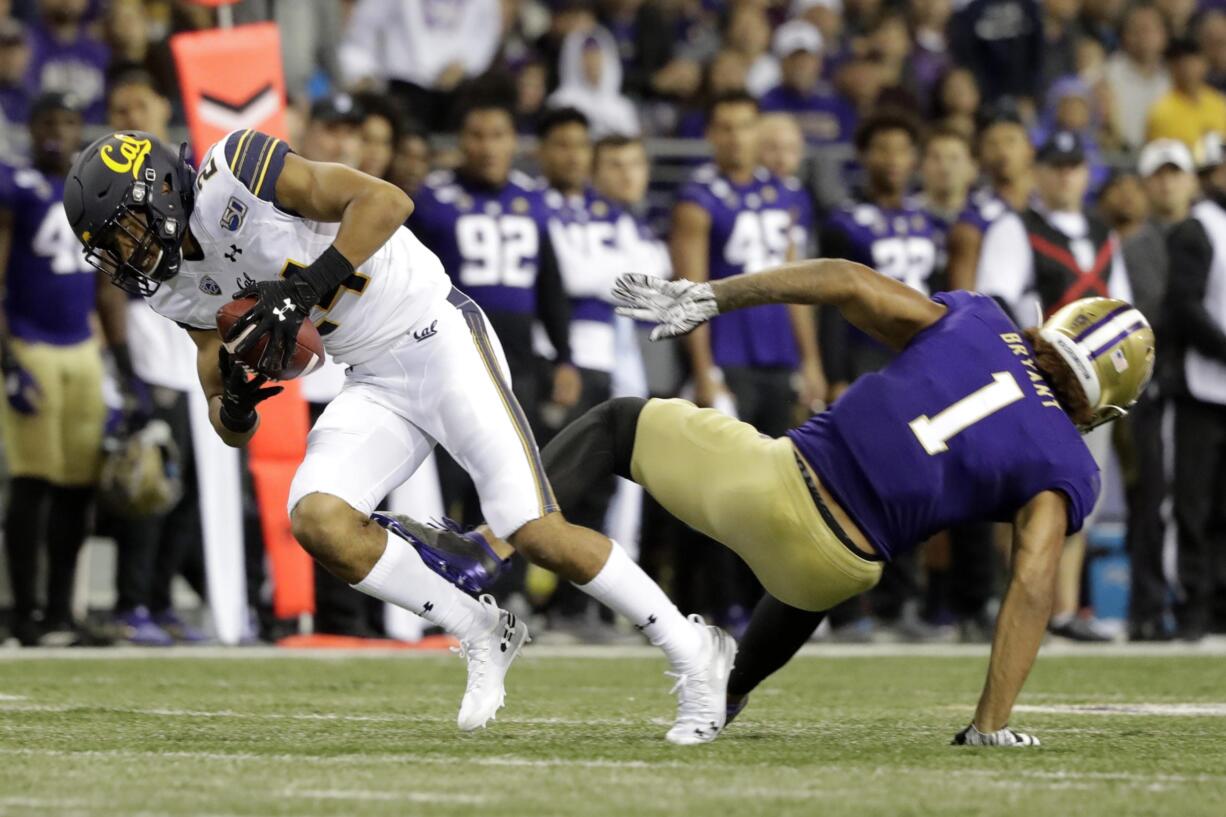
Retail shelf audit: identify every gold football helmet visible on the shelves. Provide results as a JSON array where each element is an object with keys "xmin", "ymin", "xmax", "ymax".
[
  {"xmin": 99, "ymin": 419, "xmax": 183, "ymax": 518},
  {"xmin": 1039, "ymin": 298, "xmax": 1156, "ymax": 431}
]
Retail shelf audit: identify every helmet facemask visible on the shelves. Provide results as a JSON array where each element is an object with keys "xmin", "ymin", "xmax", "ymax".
[{"xmin": 75, "ymin": 140, "xmax": 195, "ymax": 297}]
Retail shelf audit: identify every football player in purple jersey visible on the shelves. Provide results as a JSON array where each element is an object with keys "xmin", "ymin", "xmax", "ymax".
[
  {"xmin": 820, "ymin": 109, "xmax": 941, "ymax": 396},
  {"xmin": 0, "ymin": 92, "xmax": 138, "ymax": 645},
  {"xmin": 605, "ymin": 260, "xmax": 1153, "ymax": 746},
  {"xmin": 671, "ymin": 91, "xmax": 824, "ymax": 630}
]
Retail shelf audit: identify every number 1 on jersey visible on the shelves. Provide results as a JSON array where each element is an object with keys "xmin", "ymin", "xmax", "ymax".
[{"xmin": 909, "ymin": 372, "xmax": 1024, "ymax": 455}]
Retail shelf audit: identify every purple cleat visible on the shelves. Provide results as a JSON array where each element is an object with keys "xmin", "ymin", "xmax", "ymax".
[
  {"xmin": 152, "ymin": 609, "xmax": 209, "ymax": 643},
  {"xmin": 113, "ymin": 606, "xmax": 174, "ymax": 647},
  {"xmin": 371, "ymin": 512, "xmax": 510, "ymax": 595}
]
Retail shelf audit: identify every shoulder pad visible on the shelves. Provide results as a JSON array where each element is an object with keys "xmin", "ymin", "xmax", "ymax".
[
  {"xmin": 692, "ymin": 163, "xmax": 719, "ymax": 184},
  {"xmin": 851, "ymin": 203, "xmax": 880, "ymax": 226},
  {"xmin": 424, "ymin": 169, "xmax": 455, "ymax": 188},
  {"xmin": 508, "ymin": 169, "xmax": 539, "ymax": 190}
]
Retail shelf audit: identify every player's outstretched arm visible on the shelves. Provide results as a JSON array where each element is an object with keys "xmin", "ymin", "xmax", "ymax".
[
  {"xmin": 188, "ymin": 328, "xmax": 282, "ymax": 448},
  {"xmin": 966, "ymin": 490, "xmax": 1067, "ymax": 740},
  {"xmin": 615, "ymin": 258, "xmax": 945, "ymax": 350}
]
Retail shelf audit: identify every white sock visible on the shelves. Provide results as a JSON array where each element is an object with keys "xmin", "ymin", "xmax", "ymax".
[
  {"xmin": 352, "ymin": 530, "xmax": 486, "ymax": 640},
  {"xmin": 575, "ymin": 541, "xmax": 704, "ymax": 671}
]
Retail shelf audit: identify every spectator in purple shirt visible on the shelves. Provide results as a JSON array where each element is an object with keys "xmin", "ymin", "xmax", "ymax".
[
  {"xmin": 909, "ymin": 0, "xmax": 955, "ymax": 116},
  {"xmin": 25, "ymin": 0, "xmax": 110, "ymax": 123},
  {"xmin": 760, "ymin": 20, "xmax": 855, "ymax": 146}
]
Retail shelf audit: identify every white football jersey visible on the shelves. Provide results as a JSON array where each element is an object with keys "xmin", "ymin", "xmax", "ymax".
[{"xmin": 147, "ymin": 129, "xmax": 450, "ymax": 366}]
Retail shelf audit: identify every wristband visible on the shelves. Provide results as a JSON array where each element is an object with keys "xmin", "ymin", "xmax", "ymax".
[
  {"xmin": 297, "ymin": 245, "xmax": 356, "ymax": 305},
  {"xmin": 219, "ymin": 402, "xmax": 257, "ymax": 434},
  {"xmin": 111, "ymin": 343, "xmax": 136, "ymax": 382}
]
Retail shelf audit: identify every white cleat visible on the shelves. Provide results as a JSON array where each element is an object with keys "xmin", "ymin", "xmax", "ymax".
[
  {"xmin": 456, "ymin": 594, "xmax": 529, "ymax": 731},
  {"xmin": 665, "ymin": 615, "xmax": 737, "ymax": 746}
]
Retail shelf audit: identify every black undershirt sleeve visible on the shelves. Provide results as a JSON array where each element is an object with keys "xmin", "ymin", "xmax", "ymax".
[
  {"xmin": 817, "ymin": 224, "xmax": 854, "ymax": 384},
  {"xmin": 536, "ymin": 234, "xmax": 572, "ymax": 364}
]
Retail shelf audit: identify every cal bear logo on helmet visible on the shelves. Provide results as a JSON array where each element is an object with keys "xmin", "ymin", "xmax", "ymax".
[{"xmin": 100, "ymin": 134, "xmax": 153, "ymax": 178}]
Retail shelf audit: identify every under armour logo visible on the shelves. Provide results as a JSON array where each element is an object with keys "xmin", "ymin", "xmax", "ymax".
[
  {"xmin": 422, "ymin": 602, "xmax": 434, "ymax": 614},
  {"xmin": 272, "ymin": 298, "xmax": 296, "ymax": 322},
  {"xmin": 225, "ymin": 244, "xmax": 243, "ymax": 263},
  {"xmin": 500, "ymin": 613, "xmax": 516, "ymax": 652},
  {"xmin": 413, "ymin": 320, "xmax": 438, "ymax": 342},
  {"xmin": 635, "ymin": 614, "xmax": 658, "ymax": 632}
]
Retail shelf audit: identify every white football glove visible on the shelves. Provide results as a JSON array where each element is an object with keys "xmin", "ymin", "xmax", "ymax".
[
  {"xmin": 952, "ymin": 724, "xmax": 1041, "ymax": 747},
  {"xmin": 613, "ymin": 273, "xmax": 719, "ymax": 340}
]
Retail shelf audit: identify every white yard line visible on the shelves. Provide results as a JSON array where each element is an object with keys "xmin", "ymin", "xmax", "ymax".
[
  {"xmin": 285, "ymin": 789, "xmax": 488, "ymax": 804},
  {"xmin": 0, "ymin": 701, "xmax": 636, "ymax": 726},
  {"xmin": 1015, "ymin": 703, "xmax": 1226, "ymax": 717},
  {"xmin": 0, "ymin": 746, "xmax": 673, "ymax": 770}
]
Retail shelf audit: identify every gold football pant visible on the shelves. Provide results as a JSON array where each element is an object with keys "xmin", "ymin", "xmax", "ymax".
[
  {"xmin": 630, "ymin": 398, "xmax": 882, "ymax": 612},
  {"xmin": 0, "ymin": 338, "xmax": 105, "ymax": 486}
]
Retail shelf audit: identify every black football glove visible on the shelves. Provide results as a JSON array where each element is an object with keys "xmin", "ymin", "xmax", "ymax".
[
  {"xmin": 217, "ymin": 348, "xmax": 283, "ymax": 433},
  {"xmin": 225, "ymin": 276, "xmax": 320, "ymax": 376},
  {"xmin": 110, "ymin": 343, "xmax": 152, "ymax": 430},
  {"xmin": 1, "ymin": 344, "xmax": 40, "ymax": 415}
]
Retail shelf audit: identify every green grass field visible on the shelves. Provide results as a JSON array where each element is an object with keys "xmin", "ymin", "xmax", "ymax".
[{"xmin": 0, "ymin": 645, "xmax": 1224, "ymax": 817}]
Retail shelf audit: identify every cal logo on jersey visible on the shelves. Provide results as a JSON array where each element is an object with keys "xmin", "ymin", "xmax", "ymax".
[{"xmin": 220, "ymin": 197, "xmax": 247, "ymax": 232}]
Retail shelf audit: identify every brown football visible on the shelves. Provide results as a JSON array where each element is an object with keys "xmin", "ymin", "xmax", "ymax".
[{"xmin": 215, "ymin": 297, "xmax": 325, "ymax": 380}]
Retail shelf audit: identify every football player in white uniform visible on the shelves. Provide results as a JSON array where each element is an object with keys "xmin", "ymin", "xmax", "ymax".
[{"xmin": 64, "ymin": 129, "xmax": 733, "ymax": 743}]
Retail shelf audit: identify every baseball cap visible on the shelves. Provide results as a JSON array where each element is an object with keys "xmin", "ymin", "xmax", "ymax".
[
  {"xmin": 310, "ymin": 93, "xmax": 364, "ymax": 125},
  {"xmin": 0, "ymin": 18, "xmax": 24, "ymax": 46},
  {"xmin": 1138, "ymin": 138, "xmax": 1195, "ymax": 177},
  {"xmin": 790, "ymin": 0, "xmax": 842, "ymax": 14},
  {"xmin": 773, "ymin": 20, "xmax": 824, "ymax": 59},
  {"xmin": 1036, "ymin": 130, "xmax": 1086, "ymax": 165},
  {"xmin": 30, "ymin": 91, "xmax": 84, "ymax": 119}
]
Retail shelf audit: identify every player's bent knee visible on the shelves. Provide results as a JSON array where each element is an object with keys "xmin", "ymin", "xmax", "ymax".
[
  {"xmin": 507, "ymin": 512, "xmax": 571, "ymax": 570},
  {"xmin": 289, "ymin": 492, "xmax": 369, "ymax": 579}
]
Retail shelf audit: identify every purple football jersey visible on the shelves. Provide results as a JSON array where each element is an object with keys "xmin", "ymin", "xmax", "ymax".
[
  {"xmin": 759, "ymin": 85, "xmax": 857, "ymax": 146},
  {"xmin": 825, "ymin": 201, "xmax": 939, "ymax": 294},
  {"xmin": 410, "ymin": 169, "xmax": 550, "ymax": 316},
  {"xmin": 545, "ymin": 186, "xmax": 625, "ymax": 325},
  {"xmin": 0, "ymin": 164, "xmax": 96, "ymax": 344},
  {"xmin": 789, "ymin": 290, "xmax": 1100, "ymax": 559},
  {"xmin": 955, "ymin": 188, "xmax": 1011, "ymax": 235},
  {"xmin": 678, "ymin": 165, "xmax": 804, "ymax": 368}
]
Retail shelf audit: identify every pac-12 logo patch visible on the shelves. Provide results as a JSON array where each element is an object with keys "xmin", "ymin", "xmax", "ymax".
[
  {"xmin": 199, "ymin": 275, "xmax": 222, "ymax": 296},
  {"xmin": 220, "ymin": 197, "xmax": 248, "ymax": 232}
]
